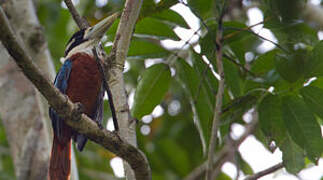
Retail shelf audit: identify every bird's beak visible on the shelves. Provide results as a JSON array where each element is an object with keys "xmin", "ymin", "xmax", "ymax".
[{"xmin": 85, "ymin": 12, "xmax": 120, "ymax": 41}]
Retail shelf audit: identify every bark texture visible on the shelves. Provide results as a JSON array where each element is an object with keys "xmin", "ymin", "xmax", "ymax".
[
  {"xmin": 0, "ymin": 0, "xmax": 78, "ymax": 179},
  {"xmin": 105, "ymin": 0, "xmax": 144, "ymax": 179}
]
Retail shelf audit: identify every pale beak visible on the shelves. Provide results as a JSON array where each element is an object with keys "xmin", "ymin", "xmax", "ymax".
[{"xmin": 85, "ymin": 12, "xmax": 120, "ymax": 41}]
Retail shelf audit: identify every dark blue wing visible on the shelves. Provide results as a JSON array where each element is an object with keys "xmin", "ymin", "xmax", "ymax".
[
  {"xmin": 49, "ymin": 60, "xmax": 72, "ymax": 139},
  {"xmin": 53, "ymin": 60, "xmax": 72, "ymax": 93}
]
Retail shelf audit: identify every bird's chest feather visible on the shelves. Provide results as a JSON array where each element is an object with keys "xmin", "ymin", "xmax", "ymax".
[{"xmin": 66, "ymin": 53, "xmax": 102, "ymax": 116}]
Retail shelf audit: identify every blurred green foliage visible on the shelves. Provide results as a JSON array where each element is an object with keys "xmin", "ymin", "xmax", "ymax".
[
  {"xmin": 0, "ymin": 120, "xmax": 15, "ymax": 179},
  {"xmin": 1, "ymin": 0, "xmax": 323, "ymax": 179}
]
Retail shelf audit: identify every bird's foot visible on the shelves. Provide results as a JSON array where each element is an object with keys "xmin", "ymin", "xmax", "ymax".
[
  {"xmin": 72, "ymin": 102, "xmax": 84, "ymax": 121},
  {"xmin": 129, "ymin": 117, "xmax": 138, "ymax": 125},
  {"xmin": 96, "ymin": 120, "xmax": 104, "ymax": 130},
  {"xmin": 112, "ymin": 130, "xmax": 122, "ymax": 141}
]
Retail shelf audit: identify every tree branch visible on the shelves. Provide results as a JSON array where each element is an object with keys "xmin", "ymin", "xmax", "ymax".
[
  {"xmin": 244, "ymin": 162, "xmax": 284, "ymax": 180},
  {"xmin": 184, "ymin": 110, "xmax": 259, "ymax": 180},
  {"xmin": 0, "ymin": 6, "xmax": 151, "ymax": 180},
  {"xmin": 205, "ymin": 10, "xmax": 225, "ymax": 180},
  {"xmin": 63, "ymin": 0, "xmax": 89, "ymax": 29},
  {"xmin": 104, "ymin": 0, "xmax": 144, "ymax": 179},
  {"xmin": 63, "ymin": 0, "xmax": 148, "ymax": 179}
]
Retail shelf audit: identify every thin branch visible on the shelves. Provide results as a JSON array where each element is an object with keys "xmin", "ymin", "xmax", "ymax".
[
  {"xmin": 223, "ymin": 53, "xmax": 256, "ymax": 77},
  {"xmin": 63, "ymin": 0, "xmax": 89, "ymax": 29},
  {"xmin": 184, "ymin": 110, "xmax": 259, "ymax": 180},
  {"xmin": 244, "ymin": 162, "xmax": 284, "ymax": 180},
  {"xmin": 0, "ymin": 7, "xmax": 151, "ymax": 180},
  {"xmin": 211, "ymin": 110, "xmax": 259, "ymax": 179},
  {"xmin": 223, "ymin": 17, "xmax": 271, "ymax": 40},
  {"xmin": 109, "ymin": 0, "xmax": 142, "ymax": 66},
  {"xmin": 225, "ymin": 26, "xmax": 289, "ymax": 53},
  {"xmin": 205, "ymin": 10, "xmax": 226, "ymax": 180}
]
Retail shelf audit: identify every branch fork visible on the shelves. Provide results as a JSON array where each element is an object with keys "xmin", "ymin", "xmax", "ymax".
[{"xmin": 0, "ymin": 0, "xmax": 150, "ymax": 179}]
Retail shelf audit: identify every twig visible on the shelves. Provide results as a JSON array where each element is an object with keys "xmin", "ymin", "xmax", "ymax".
[
  {"xmin": 184, "ymin": 110, "xmax": 259, "ymax": 180},
  {"xmin": 0, "ymin": 6, "xmax": 151, "ymax": 180},
  {"xmin": 223, "ymin": 53, "xmax": 256, "ymax": 77},
  {"xmin": 63, "ymin": 0, "xmax": 89, "ymax": 29},
  {"xmin": 225, "ymin": 26, "xmax": 288, "ymax": 53},
  {"xmin": 244, "ymin": 162, "xmax": 284, "ymax": 180},
  {"xmin": 223, "ymin": 17, "xmax": 271, "ymax": 40},
  {"xmin": 205, "ymin": 10, "xmax": 225, "ymax": 180}
]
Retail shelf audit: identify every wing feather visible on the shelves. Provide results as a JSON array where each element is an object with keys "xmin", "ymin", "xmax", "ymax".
[{"xmin": 49, "ymin": 60, "xmax": 72, "ymax": 139}]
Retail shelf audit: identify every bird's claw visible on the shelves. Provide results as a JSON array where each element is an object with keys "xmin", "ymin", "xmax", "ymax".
[
  {"xmin": 75, "ymin": 102, "xmax": 85, "ymax": 113},
  {"xmin": 72, "ymin": 102, "xmax": 84, "ymax": 121},
  {"xmin": 96, "ymin": 121, "xmax": 104, "ymax": 130},
  {"xmin": 130, "ymin": 118, "xmax": 138, "ymax": 125},
  {"xmin": 112, "ymin": 130, "xmax": 122, "ymax": 141}
]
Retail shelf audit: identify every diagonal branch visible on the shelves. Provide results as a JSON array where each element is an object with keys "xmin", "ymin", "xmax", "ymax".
[
  {"xmin": 63, "ymin": 0, "xmax": 89, "ymax": 29},
  {"xmin": 244, "ymin": 162, "xmax": 284, "ymax": 180},
  {"xmin": 184, "ymin": 110, "xmax": 259, "ymax": 180},
  {"xmin": 0, "ymin": 6, "xmax": 151, "ymax": 180}
]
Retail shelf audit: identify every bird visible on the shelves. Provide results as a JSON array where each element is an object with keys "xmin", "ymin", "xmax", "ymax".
[{"xmin": 48, "ymin": 14, "xmax": 117, "ymax": 180}]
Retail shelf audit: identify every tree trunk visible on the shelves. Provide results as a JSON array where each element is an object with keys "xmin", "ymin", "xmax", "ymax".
[{"xmin": 0, "ymin": 0, "xmax": 78, "ymax": 179}]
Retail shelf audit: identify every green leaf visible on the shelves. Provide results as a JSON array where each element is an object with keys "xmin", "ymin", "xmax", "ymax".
[
  {"xmin": 217, "ymin": 173, "xmax": 232, "ymax": 180},
  {"xmin": 251, "ymin": 49, "xmax": 279, "ymax": 76},
  {"xmin": 306, "ymin": 41, "xmax": 323, "ymax": 77},
  {"xmin": 308, "ymin": 77, "xmax": 323, "ymax": 89},
  {"xmin": 135, "ymin": 17, "xmax": 179, "ymax": 40},
  {"xmin": 151, "ymin": 9, "xmax": 189, "ymax": 28},
  {"xmin": 187, "ymin": 0, "xmax": 214, "ymax": 18},
  {"xmin": 191, "ymin": 52, "xmax": 218, "ymax": 99},
  {"xmin": 275, "ymin": 52, "xmax": 305, "ymax": 83},
  {"xmin": 258, "ymin": 95, "xmax": 287, "ymax": 146},
  {"xmin": 140, "ymin": 0, "xmax": 178, "ymax": 18},
  {"xmin": 301, "ymin": 86, "xmax": 323, "ymax": 120},
  {"xmin": 200, "ymin": 24, "xmax": 217, "ymax": 61},
  {"xmin": 223, "ymin": 58, "xmax": 241, "ymax": 97},
  {"xmin": 131, "ymin": 64, "xmax": 171, "ymax": 119},
  {"xmin": 224, "ymin": 21, "xmax": 262, "ymax": 63},
  {"xmin": 281, "ymin": 135, "xmax": 305, "ymax": 174},
  {"xmin": 237, "ymin": 153, "xmax": 253, "ymax": 175},
  {"xmin": 220, "ymin": 94, "xmax": 258, "ymax": 137},
  {"xmin": 158, "ymin": 139, "xmax": 190, "ymax": 176},
  {"xmin": 282, "ymin": 95, "xmax": 323, "ymax": 162},
  {"xmin": 264, "ymin": 20, "xmax": 317, "ymax": 50},
  {"xmin": 264, "ymin": 0, "xmax": 304, "ymax": 22},
  {"xmin": 106, "ymin": 19, "xmax": 120, "ymax": 41},
  {"xmin": 141, "ymin": 0, "xmax": 156, "ymax": 15},
  {"xmin": 175, "ymin": 59, "xmax": 214, "ymax": 151},
  {"xmin": 128, "ymin": 38, "xmax": 169, "ymax": 58}
]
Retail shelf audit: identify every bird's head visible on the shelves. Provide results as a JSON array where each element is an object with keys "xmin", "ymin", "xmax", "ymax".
[{"xmin": 64, "ymin": 13, "xmax": 119, "ymax": 58}]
